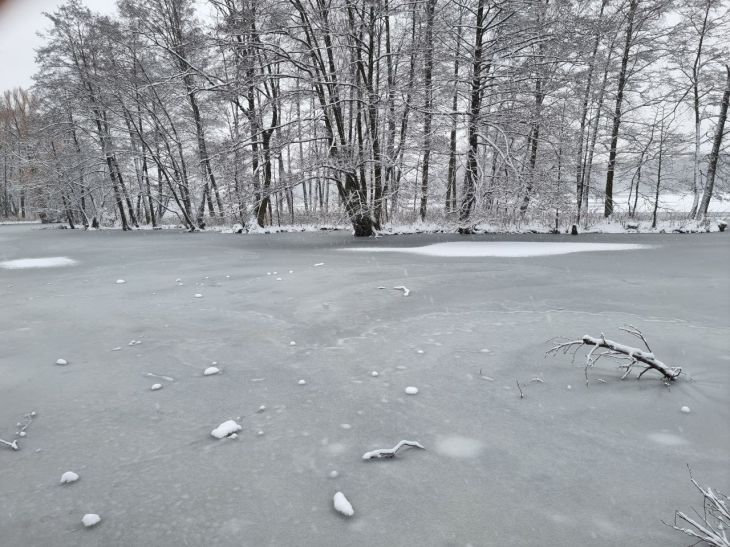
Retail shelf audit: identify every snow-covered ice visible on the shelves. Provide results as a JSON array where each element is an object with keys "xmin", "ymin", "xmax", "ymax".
[
  {"xmin": 342, "ymin": 241, "xmax": 650, "ymax": 258},
  {"xmin": 333, "ymin": 492, "xmax": 354, "ymax": 517},
  {"xmin": 211, "ymin": 420, "xmax": 242, "ymax": 439},
  {"xmin": 60, "ymin": 471, "xmax": 79, "ymax": 484},
  {"xmin": 82, "ymin": 514, "xmax": 101, "ymax": 528},
  {"xmin": 0, "ymin": 257, "xmax": 77, "ymax": 269}
]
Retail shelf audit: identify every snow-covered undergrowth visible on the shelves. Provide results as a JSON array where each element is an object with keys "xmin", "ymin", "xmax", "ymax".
[
  {"xmin": 341, "ymin": 242, "xmax": 650, "ymax": 258},
  {"xmin": 0, "ymin": 257, "xmax": 77, "ymax": 269}
]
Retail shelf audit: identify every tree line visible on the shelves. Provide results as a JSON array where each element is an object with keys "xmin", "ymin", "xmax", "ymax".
[{"xmin": 0, "ymin": 0, "xmax": 728, "ymax": 235}]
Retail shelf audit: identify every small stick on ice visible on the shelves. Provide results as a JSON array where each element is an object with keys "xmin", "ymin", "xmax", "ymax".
[
  {"xmin": 0, "ymin": 438, "xmax": 19, "ymax": 451},
  {"xmin": 333, "ymin": 492, "xmax": 354, "ymax": 517},
  {"xmin": 393, "ymin": 285, "xmax": 410, "ymax": 297},
  {"xmin": 145, "ymin": 372, "xmax": 174, "ymax": 382},
  {"xmin": 516, "ymin": 379, "xmax": 525, "ymax": 399},
  {"xmin": 362, "ymin": 440, "xmax": 425, "ymax": 460}
]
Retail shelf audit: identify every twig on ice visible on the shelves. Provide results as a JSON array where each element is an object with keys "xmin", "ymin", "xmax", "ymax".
[
  {"xmin": 665, "ymin": 466, "xmax": 730, "ymax": 547},
  {"xmin": 516, "ymin": 379, "xmax": 525, "ymax": 399},
  {"xmin": 0, "ymin": 438, "xmax": 19, "ymax": 450},
  {"xmin": 362, "ymin": 440, "xmax": 425, "ymax": 460},
  {"xmin": 547, "ymin": 328, "xmax": 681, "ymax": 382},
  {"xmin": 393, "ymin": 285, "xmax": 410, "ymax": 297}
]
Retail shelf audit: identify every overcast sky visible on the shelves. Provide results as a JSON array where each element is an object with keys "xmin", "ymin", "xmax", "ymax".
[{"xmin": 0, "ymin": 0, "xmax": 117, "ymax": 92}]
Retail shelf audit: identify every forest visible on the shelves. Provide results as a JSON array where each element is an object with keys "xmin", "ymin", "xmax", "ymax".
[{"xmin": 0, "ymin": 0, "xmax": 728, "ymax": 235}]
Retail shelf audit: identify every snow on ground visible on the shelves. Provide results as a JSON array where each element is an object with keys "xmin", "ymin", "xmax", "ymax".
[
  {"xmin": 0, "ymin": 225, "xmax": 728, "ymax": 546},
  {"xmin": 0, "ymin": 256, "xmax": 77, "ymax": 269},
  {"xmin": 341, "ymin": 241, "xmax": 650, "ymax": 258}
]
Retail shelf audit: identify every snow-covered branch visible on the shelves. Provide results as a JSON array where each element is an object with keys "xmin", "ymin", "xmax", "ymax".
[{"xmin": 547, "ymin": 328, "xmax": 682, "ymax": 382}]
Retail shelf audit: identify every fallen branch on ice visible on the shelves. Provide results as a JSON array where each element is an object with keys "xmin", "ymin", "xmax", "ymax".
[
  {"xmin": 547, "ymin": 326, "xmax": 682, "ymax": 382},
  {"xmin": 393, "ymin": 285, "xmax": 410, "ymax": 297},
  {"xmin": 665, "ymin": 467, "xmax": 729, "ymax": 547},
  {"xmin": 1, "ymin": 411, "xmax": 36, "ymax": 451},
  {"xmin": 362, "ymin": 440, "xmax": 425, "ymax": 460}
]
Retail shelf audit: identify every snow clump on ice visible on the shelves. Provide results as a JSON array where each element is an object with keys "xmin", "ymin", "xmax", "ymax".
[
  {"xmin": 60, "ymin": 471, "xmax": 79, "ymax": 484},
  {"xmin": 82, "ymin": 514, "xmax": 101, "ymax": 528},
  {"xmin": 211, "ymin": 420, "xmax": 242, "ymax": 439},
  {"xmin": 55, "ymin": 358, "xmax": 68, "ymax": 366},
  {"xmin": 333, "ymin": 492, "xmax": 354, "ymax": 517},
  {"xmin": 203, "ymin": 366, "xmax": 221, "ymax": 376},
  {"xmin": 404, "ymin": 386, "xmax": 419, "ymax": 395}
]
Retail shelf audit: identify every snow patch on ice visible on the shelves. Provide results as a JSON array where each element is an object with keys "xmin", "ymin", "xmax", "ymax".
[
  {"xmin": 0, "ymin": 257, "xmax": 77, "ymax": 269},
  {"xmin": 434, "ymin": 435, "xmax": 484, "ymax": 458},
  {"xmin": 341, "ymin": 242, "xmax": 650, "ymax": 258}
]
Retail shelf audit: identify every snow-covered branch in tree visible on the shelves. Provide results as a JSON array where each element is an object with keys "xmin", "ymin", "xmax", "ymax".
[
  {"xmin": 362, "ymin": 440, "xmax": 425, "ymax": 460},
  {"xmin": 547, "ymin": 327, "xmax": 682, "ymax": 382},
  {"xmin": 666, "ymin": 468, "xmax": 729, "ymax": 547}
]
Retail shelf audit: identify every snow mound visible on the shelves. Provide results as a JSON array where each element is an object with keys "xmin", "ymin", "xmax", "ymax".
[
  {"xmin": 60, "ymin": 471, "xmax": 79, "ymax": 484},
  {"xmin": 333, "ymin": 492, "xmax": 354, "ymax": 517},
  {"xmin": 82, "ymin": 514, "xmax": 101, "ymax": 528},
  {"xmin": 55, "ymin": 358, "xmax": 68, "ymax": 366},
  {"xmin": 680, "ymin": 406, "xmax": 691, "ymax": 414},
  {"xmin": 341, "ymin": 242, "xmax": 650, "ymax": 258},
  {"xmin": 203, "ymin": 366, "xmax": 221, "ymax": 376},
  {"xmin": 404, "ymin": 386, "xmax": 419, "ymax": 395},
  {"xmin": 211, "ymin": 420, "xmax": 242, "ymax": 439},
  {"xmin": 0, "ymin": 257, "xmax": 77, "ymax": 269}
]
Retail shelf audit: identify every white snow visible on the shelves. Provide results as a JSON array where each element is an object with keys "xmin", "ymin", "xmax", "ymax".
[
  {"xmin": 297, "ymin": 379, "xmax": 307, "ymax": 385},
  {"xmin": 342, "ymin": 242, "xmax": 650, "ymax": 258},
  {"xmin": 328, "ymin": 471, "xmax": 339, "ymax": 479},
  {"xmin": 333, "ymin": 492, "xmax": 354, "ymax": 517},
  {"xmin": 60, "ymin": 471, "xmax": 79, "ymax": 484},
  {"xmin": 115, "ymin": 279, "xmax": 126, "ymax": 284},
  {"xmin": 55, "ymin": 358, "xmax": 68, "ymax": 366},
  {"xmin": 203, "ymin": 366, "xmax": 221, "ymax": 376},
  {"xmin": 0, "ymin": 257, "xmax": 77, "ymax": 269},
  {"xmin": 289, "ymin": 341, "xmax": 297, "ymax": 346},
  {"xmin": 193, "ymin": 293, "xmax": 203, "ymax": 298},
  {"xmin": 371, "ymin": 371, "xmax": 379, "ymax": 377},
  {"xmin": 150, "ymin": 383, "xmax": 162, "ymax": 391},
  {"xmin": 314, "ymin": 262, "xmax": 325, "ymax": 267},
  {"xmin": 211, "ymin": 420, "xmax": 242, "ymax": 439},
  {"xmin": 82, "ymin": 514, "xmax": 101, "ymax": 528},
  {"xmin": 404, "ymin": 386, "xmax": 419, "ymax": 395},
  {"xmin": 680, "ymin": 406, "xmax": 691, "ymax": 414}
]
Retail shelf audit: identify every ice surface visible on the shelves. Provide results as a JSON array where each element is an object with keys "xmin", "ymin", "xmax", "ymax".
[
  {"xmin": 342, "ymin": 241, "xmax": 650, "ymax": 257},
  {"xmin": 210, "ymin": 420, "xmax": 242, "ymax": 439},
  {"xmin": 1, "ymin": 226, "xmax": 727, "ymax": 547},
  {"xmin": 333, "ymin": 492, "xmax": 354, "ymax": 517},
  {"xmin": 0, "ymin": 257, "xmax": 77, "ymax": 269}
]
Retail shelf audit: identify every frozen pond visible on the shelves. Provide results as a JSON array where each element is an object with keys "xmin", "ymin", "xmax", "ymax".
[{"xmin": 0, "ymin": 225, "xmax": 728, "ymax": 546}]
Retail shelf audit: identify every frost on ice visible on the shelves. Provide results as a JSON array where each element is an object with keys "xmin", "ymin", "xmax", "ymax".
[
  {"xmin": 211, "ymin": 420, "xmax": 242, "ymax": 439},
  {"xmin": 60, "ymin": 471, "xmax": 79, "ymax": 484},
  {"xmin": 333, "ymin": 492, "xmax": 354, "ymax": 517},
  {"xmin": 82, "ymin": 514, "xmax": 101, "ymax": 528}
]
